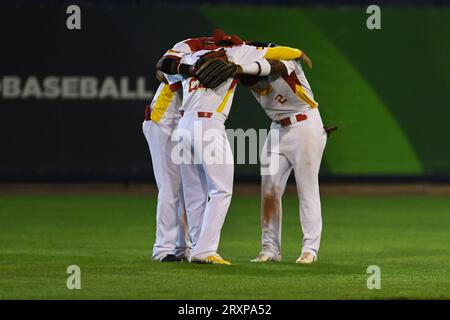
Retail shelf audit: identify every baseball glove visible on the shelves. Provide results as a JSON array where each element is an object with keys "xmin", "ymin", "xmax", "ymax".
[{"xmin": 194, "ymin": 49, "xmax": 237, "ymax": 89}]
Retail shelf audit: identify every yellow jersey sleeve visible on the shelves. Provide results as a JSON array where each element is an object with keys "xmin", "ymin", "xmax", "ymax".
[{"xmin": 264, "ymin": 46, "xmax": 303, "ymax": 60}]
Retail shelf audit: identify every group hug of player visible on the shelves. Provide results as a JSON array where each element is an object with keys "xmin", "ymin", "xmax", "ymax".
[{"xmin": 143, "ymin": 29, "xmax": 333, "ymax": 265}]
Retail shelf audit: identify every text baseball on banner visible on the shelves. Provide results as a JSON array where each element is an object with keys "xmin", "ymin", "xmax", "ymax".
[{"xmin": 0, "ymin": 76, "xmax": 153, "ymax": 100}]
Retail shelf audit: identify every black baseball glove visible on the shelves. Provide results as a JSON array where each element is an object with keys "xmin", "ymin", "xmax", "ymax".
[{"xmin": 194, "ymin": 49, "xmax": 237, "ymax": 89}]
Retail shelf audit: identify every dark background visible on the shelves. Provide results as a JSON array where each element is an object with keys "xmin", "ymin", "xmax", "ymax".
[
  {"xmin": 0, "ymin": 3, "xmax": 214, "ymax": 181},
  {"xmin": 1, "ymin": 0, "xmax": 449, "ymax": 182}
]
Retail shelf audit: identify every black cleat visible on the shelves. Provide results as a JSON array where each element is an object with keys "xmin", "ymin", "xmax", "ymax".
[{"xmin": 161, "ymin": 254, "xmax": 182, "ymax": 262}]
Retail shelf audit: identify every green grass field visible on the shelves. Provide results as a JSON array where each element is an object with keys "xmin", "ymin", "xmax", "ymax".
[{"xmin": 0, "ymin": 193, "xmax": 449, "ymax": 299}]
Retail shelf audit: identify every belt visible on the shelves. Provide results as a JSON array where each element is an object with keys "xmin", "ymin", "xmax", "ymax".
[
  {"xmin": 276, "ymin": 113, "xmax": 307, "ymax": 127},
  {"xmin": 197, "ymin": 112, "xmax": 213, "ymax": 118},
  {"xmin": 144, "ymin": 105, "xmax": 152, "ymax": 121},
  {"xmin": 179, "ymin": 111, "xmax": 213, "ymax": 118}
]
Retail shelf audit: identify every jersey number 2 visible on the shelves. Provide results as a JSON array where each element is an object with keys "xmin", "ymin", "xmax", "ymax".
[{"xmin": 275, "ymin": 94, "xmax": 287, "ymax": 104}]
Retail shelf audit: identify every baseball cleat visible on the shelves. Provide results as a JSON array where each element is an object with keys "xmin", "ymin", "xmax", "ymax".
[
  {"xmin": 160, "ymin": 254, "xmax": 183, "ymax": 262},
  {"xmin": 191, "ymin": 254, "xmax": 231, "ymax": 265},
  {"xmin": 250, "ymin": 253, "xmax": 281, "ymax": 263},
  {"xmin": 175, "ymin": 250, "xmax": 191, "ymax": 262},
  {"xmin": 152, "ymin": 254, "xmax": 182, "ymax": 262},
  {"xmin": 295, "ymin": 252, "xmax": 317, "ymax": 264}
]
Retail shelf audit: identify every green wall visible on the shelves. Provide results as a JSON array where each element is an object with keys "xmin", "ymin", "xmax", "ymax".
[{"xmin": 201, "ymin": 6, "xmax": 450, "ymax": 177}]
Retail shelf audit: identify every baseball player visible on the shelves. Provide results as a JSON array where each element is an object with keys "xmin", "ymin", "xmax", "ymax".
[
  {"xmin": 240, "ymin": 47, "xmax": 327, "ymax": 264},
  {"xmin": 143, "ymin": 37, "xmax": 214, "ymax": 262},
  {"xmin": 172, "ymin": 36, "xmax": 306, "ymax": 264}
]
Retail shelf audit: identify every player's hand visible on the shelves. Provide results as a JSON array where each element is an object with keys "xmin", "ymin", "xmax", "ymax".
[{"xmin": 300, "ymin": 52, "xmax": 313, "ymax": 69}]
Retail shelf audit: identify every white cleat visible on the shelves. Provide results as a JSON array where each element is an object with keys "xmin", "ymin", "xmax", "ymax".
[
  {"xmin": 251, "ymin": 253, "xmax": 281, "ymax": 263},
  {"xmin": 296, "ymin": 252, "xmax": 317, "ymax": 264}
]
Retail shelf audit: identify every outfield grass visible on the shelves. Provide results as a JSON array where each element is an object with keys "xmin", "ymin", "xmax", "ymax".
[{"xmin": 0, "ymin": 194, "xmax": 449, "ymax": 299}]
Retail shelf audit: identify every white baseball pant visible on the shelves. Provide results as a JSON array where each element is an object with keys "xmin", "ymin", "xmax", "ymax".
[
  {"xmin": 177, "ymin": 112, "xmax": 234, "ymax": 260},
  {"xmin": 259, "ymin": 108, "xmax": 327, "ymax": 259},
  {"xmin": 142, "ymin": 120, "xmax": 191, "ymax": 260}
]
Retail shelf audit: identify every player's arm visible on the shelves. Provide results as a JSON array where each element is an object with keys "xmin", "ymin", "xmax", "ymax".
[
  {"xmin": 233, "ymin": 45, "xmax": 312, "ymax": 77},
  {"xmin": 155, "ymin": 70, "xmax": 168, "ymax": 84},
  {"xmin": 236, "ymin": 55, "xmax": 311, "ymax": 78},
  {"xmin": 239, "ymin": 59, "xmax": 297, "ymax": 86},
  {"xmin": 157, "ymin": 49, "xmax": 198, "ymax": 77},
  {"xmin": 155, "ymin": 67, "xmax": 183, "ymax": 93},
  {"xmin": 156, "ymin": 56, "xmax": 180, "ymax": 75},
  {"xmin": 157, "ymin": 57, "xmax": 196, "ymax": 77},
  {"xmin": 156, "ymin": 41, "xmax": 193, "ymax": 75},
  {"xmin": 236, "ymin": 59, "xmax": 288, "ymax": 77},
  {"xmin": 268, "ymin": 60, "xmax": 289, "ymax": 75},
  {"xmin": 166, "ymin": 49, "xmax": 225, "ymax": 79},
  {"xmin": 264, "ymin": 46, "xmax": 303, "ymax": 60},
  {"xmin": 259, "ymin": 46, "xmax": 313, "ymax": 69}
]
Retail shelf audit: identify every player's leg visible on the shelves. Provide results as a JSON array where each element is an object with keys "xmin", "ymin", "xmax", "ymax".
[
  {"xmin": 190, "ymin": 118, "xmax": 234, "ymax": 263},
  {"xmin": 180, "ymin": 162, "xmax": 208, "ymax": 250},
  {"xmin": 290, "ymin": 109, "xmax": 327, "ymax": 263},
  {"xmin": 253, "ymin": 126, "xmax": 292, "ymax": 262},
  {"xmin": 178, "ymin": 115, "xmax": 208, "ymax": 251},
  {"xmin": 174, "ymin": 186, "xmax": 192, "ymax": 260},
  {"xmin": 143, "ymin": 120, "xmax": 183, "ymax": 261}
]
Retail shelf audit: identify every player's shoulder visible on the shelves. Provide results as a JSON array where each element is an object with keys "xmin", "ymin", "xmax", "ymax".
[
  {"xmin": 228, "ymin": 43, "xmax": 269, "ymax": 56},
  {"xmin": 174, "ymin": 37, "xmax": 214, "ymax": 52},
  {"xmin": 167, "ymin": 37, "xmax": 215, "ymax": 59},
  {"xmin": 225, "ymin": 44, "xmax": 256, "ymax": 58},
  {"xmin": 226, "ymin": 44, "xmax": 257, "ymax": 53},
  {"xmin": 181, "ymin": 48, "xmax": 212, "ymax": 64},
  {"xmin": 224, "ymin": 44, "xmax": 267, "ymax": 65},
  {"xmin": 171, "ymin": 39, "xmax": 193, "ymax": 53},
  {"xmin": 165, "ymin": 39, "xmax": 199, "ymax": 58}
]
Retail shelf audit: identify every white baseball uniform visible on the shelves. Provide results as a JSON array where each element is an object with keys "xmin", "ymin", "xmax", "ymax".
[
  {"xmin": 177, "ymin": 44, "xmax": 268, "ymax": 260},
  {"xmin": 249, "ymin": 60, "xmax": 327, "ymax": 259},
  {"xmin": 143, "ymin": 38, "xmax": 215, "ymax": 260}
]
